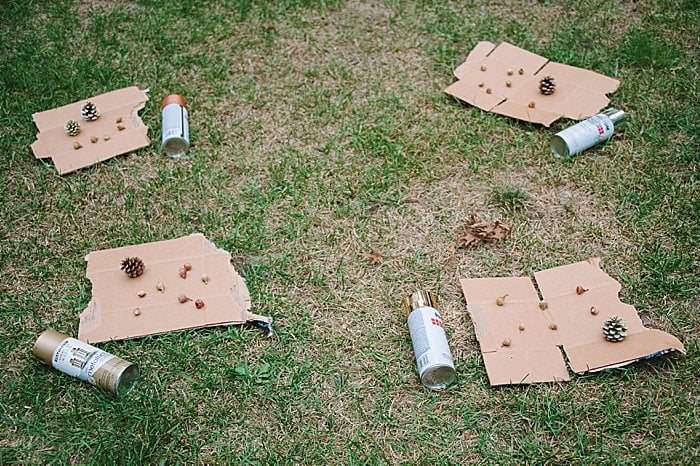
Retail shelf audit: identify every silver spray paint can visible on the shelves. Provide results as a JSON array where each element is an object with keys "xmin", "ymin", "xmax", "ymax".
[
  {"xmin": 550, "ymin": 108, "xmax": 627, "ymax": 159},
  {"xmin": 33, "ymin": 330, "xmax": 140, "ymax": 397},
  {"xmin": 161, "ymin": 94, "xmax": 190, "ymax": 158},
  {"xmin": 403, "ymin": 290, "xmax": 456, "ymax": 390}
]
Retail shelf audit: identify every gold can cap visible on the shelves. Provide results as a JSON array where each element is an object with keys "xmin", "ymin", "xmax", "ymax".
[{"xmin": 403, "ymin": 290, "xmax": 437, "ymax": 317}]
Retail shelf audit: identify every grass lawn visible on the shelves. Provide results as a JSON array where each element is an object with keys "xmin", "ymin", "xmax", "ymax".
[{"xmin": 1, "ymin": 0, "xmax": 698, "ymax": 463}]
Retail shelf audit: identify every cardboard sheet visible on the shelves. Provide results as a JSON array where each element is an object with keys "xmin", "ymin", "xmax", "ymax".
[
  {"xmin": 31, "ymin": 87, "xmax": 150, "ymax": 174},
  {"xmin": 78, "ymin": 234, "xmax": 270, "ymax": 343},
  {"xmin": 445, "ymin": 42, "xmax": 620, "ymax": 126},
  {"xmin": 460, "ymin": 258, "xmax": 685, "ymax": 386}
]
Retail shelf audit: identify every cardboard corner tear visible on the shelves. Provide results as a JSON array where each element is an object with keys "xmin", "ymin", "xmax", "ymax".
[
  {"xmin": 460, "ymin": 259, "xmax": 685, "ymax": 386},
  {"xmin": 445, "ymin": 42, "xmax": 620, "ymax": 126},
  {"xmin": 78, "ymin": 234, "xmax": 270, "ymax": 343},
  {"xmin": 31, "ymin": 87, "xmax": 150, "ymax": 174}
]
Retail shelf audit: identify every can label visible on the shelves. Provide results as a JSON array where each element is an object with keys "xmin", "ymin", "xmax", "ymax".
[
  {"xmin": 52, "ymin": 338, "xmax": 115, "ymax": 386},
  {"xmin": 555, "ymin": 113, "xmax": 615, "ymax": 157},
  {"xmin": 408, "ymin": 307, "xmax": 455, "ymax": 379},
  {"xmin": 162, "ymin": 103, "xmax": 189, "ymax": 145}
]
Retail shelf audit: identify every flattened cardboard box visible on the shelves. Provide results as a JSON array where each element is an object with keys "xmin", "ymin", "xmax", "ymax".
[
  {"xmin": 79, "ymin": 234, "xmax": 269, "ymax": 343},
  {"xmin": 445, "ymin": 42, "xmax": 620, "ymax": 126},
  {"xmin": 460, "ymin": 259, "xmax": 685, "ymax": 386},
  {"xmin": 31, "ymin": 87, "xmax": 150, "ymax": 174}
]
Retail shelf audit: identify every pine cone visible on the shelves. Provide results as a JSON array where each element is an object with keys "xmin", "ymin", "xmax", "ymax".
[
  {"xmin": 602, "ymin": 316, "xmax": 628, "ymax": 342},
  {"xmin": 81, "ymin": 101, "xmax": 101, "ymax": 121},
  {"xmin": 539, "ymin": 76, "xmax": 556, "ymax": 95},
  {"xmin": 64, "ymin": 120, "xmax": 81, "ymax": 136},
  {"xmin": 120, "ymin": 256, "xmax": 145, "ymax": 278}
]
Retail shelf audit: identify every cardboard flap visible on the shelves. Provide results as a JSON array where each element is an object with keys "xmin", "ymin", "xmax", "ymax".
[
  {"xmin": 487, "ymin": 42, "xmax": 548, "ymax": 74},
  {"xmin": 446, "ymin": 42, "xmax": 620, "ymax": 125},
  {"xmin": 537, "ymin": 62, "xmax": 619, "ymax": 95},
  {"xmin": 483, "ymin": 348, "xmax": 570, "ymax": 386},
  {"xmin": 31, "ymin": 87, "xmax": 150, "ymax": 174},
  {"xmin": 444, "ymin": 80, "xmax": 505, "ymax": 112},
  {"xmin": 566, "ymin": 329, "xmax": 686, "ymax": 373},
  {"xmin": 535, "ymin": 258, "xmax": 617, "ymax": 299},
  {"xmin": 454, "ymin": 41, "xmax": 496, "ymax": 79},
  {"xmin": 461, "ymin": 259, "xmax": 685, "ymax": 385},
  {"xmin": 78, "ymin": 234, "xmax": 257, "ymax": 343}
]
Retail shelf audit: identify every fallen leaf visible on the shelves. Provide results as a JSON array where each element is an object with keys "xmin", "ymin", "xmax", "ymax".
[
  {"xmin": 456, "ymin": 213, "xmax": 511, "ymax": 249},
  {"xmin": 361, "ymin": 250, "xmax": 383, "ymax": 265}
]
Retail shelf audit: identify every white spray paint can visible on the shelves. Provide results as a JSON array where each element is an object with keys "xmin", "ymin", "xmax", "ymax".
[
  {"xmin": 161, "ymin": 94, "xmax": 190, "ymax": 158},
  {"xmin": 33, "ymin": 330, "xmax": 140, "ymax": 397},
  {"xmin": 403, "ymin": 290, "xmax": 456, "ymax": 390},
  {"xmin": 550, "ymin": 108, "xmax": 627, "ymax": 159}
]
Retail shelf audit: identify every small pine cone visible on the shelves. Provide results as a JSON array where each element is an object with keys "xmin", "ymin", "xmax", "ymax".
[
  {"xmin": 539, "ymin": 76, "xmax": 556, "ymax": 95},
  {"xmin": 80, "ymin": 101, "xmax": 101, "ymax": 121},
  {"xmin": 120, "ymin": 256, "xmax": 145, "ymax": 278},
  {"xmin": 64, "ymin": 120, "xmax": 81, "ymax": 136},
  {"xmin": 602, "ymin": 316, "xmax": 628, "ymax": 342}
]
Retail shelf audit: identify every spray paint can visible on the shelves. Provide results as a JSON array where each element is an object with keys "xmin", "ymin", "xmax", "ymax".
[
  {"xmin": 32, "ymin": 330, "xmax": 140, "ymax": 396},
  {"xmin": 161, "ymin": 94, "xmax": 190, "ymax": 158},
  {"xmin": 403, "ymin": 290, "xmax": 456, "ymax": 390},
  {"xmin": 550, "ymin": 108, "xmax": 627, "ymax": 159}
]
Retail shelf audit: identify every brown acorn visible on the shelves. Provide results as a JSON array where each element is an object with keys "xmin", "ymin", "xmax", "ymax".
[
  {"xmin": 194, "ymin": 299, "xmax": 205, "ymax": 309},
  {"xmin": 496, "ymin": 294, "xmax": 509, "ymax": 306},
  {"xmin": 576, "ymin": 286, "xmax": 588, "ymax": 295}
]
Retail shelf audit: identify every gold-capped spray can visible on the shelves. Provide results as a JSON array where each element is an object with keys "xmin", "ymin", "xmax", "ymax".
[
  {"xmin": 403, "ymin": 291, "xmax": 456, "ymax": 390},
  {"xmin": 33, "ymin": 330, "xmax": 140, "ymax": 397}
]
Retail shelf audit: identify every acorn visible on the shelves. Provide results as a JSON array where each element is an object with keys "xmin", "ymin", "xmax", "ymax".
[
  {"xmin": 502, "ymin": 338, "xmax": 511, "ymax": 347},
  {"xmin": 528, "ymin": 101, "xmax": 536, "ymax": 108},
  {"xmin": 90, "ymin": 136, "xmax": 98, "ymax": 143},
  {"xmin": 178, "ymin": 293, "xmax": 191, "ymax": 304},
  {"xmin": 576, "ymin": 286, "xmax": 588, "ymax": 295},
  {"xmin": 137, "ymin": 290, "xmax": 146, "ymax": 298},
  {"xmin": 73, "ymin": 142, "xmax": 82, "ymax": 150},
  {"xmin": 549, "ymin": 323, "xmax": 558, "ymax": 330},
  {"xmin": 496, "ymin": 294, "xmax": 509, "ymax": 306},
  {"xmin": 505, "ymin": 80, "xmax": 512, "ymax": 87},
  {"xmin": 156, "ymin": 282, "xmax": 165, "ymax": 292},
  {"xmin": 116, "ymin": 116, "xmax": 123, "ymax": 123},
  {"xmin": 183, "ymin": 263, "xmax": 192, "ymax": 271},
  {"xmin": 486, "ymin": 88, "xmax": 492, "ymax": 94},
  {"xmin": 507, "ymin": 69, "xmax": 513, "ymax": 76},
  {"xmin": 518, "ymin": 68, "xmax": 524, "ymax": 75},
  {"xmin": 480, "ymin": 65, "xmax": 487, "ymax": 71},
  {"xmin": 194, "ymin": 299, "xmax": 205, "ymax": 309},
  {"xmin": 133, "ymin": 308, "xmax": 141, "ymax": 316},
  {"xmin": 117, "ymin": 124, "xmax": 126, "ymax": 131},
  {"xmin": 103, "ymin": 135, "xmax": 110, "ymax": 141},
  {"xmin": 201, "ymin": 274, "xmax": 209, "ymax": 284},
  {"xmin": 179, "ymin": 268, "xmax": 188, "ymax": 279},
  {"xmin": 539, "ymin": 302, "xmax": 549, "ymax": 310},
  {"xmin": 518, "ymin": 323, "xmax": 525, "ymax": 331},
  {"xmin": 478, "ymin": 82, "xmax": 484, "ymax": 88}
]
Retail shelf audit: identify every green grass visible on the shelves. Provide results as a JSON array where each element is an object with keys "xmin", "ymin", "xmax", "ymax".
[{"xmin": 1, "ymin": 0, "xmax": 698, "ymax": 464}]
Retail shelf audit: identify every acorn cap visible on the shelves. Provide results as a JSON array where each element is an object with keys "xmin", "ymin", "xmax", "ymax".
[
  {"xmin": 403, "ymin": 290, "xmax": 437, "ymax": 318},
  {"xmin": 33, "ymin": 329, "xmax": 69, "ymax": 366}
]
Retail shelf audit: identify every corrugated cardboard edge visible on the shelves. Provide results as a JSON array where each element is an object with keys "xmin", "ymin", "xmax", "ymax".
[
  {"xmin": 31, "ymin": 87, "xmax": 150, "ymax": 175},
  {"xmin": 78, "ymin": 234, "xmax": 268, "ymax": 343}
]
